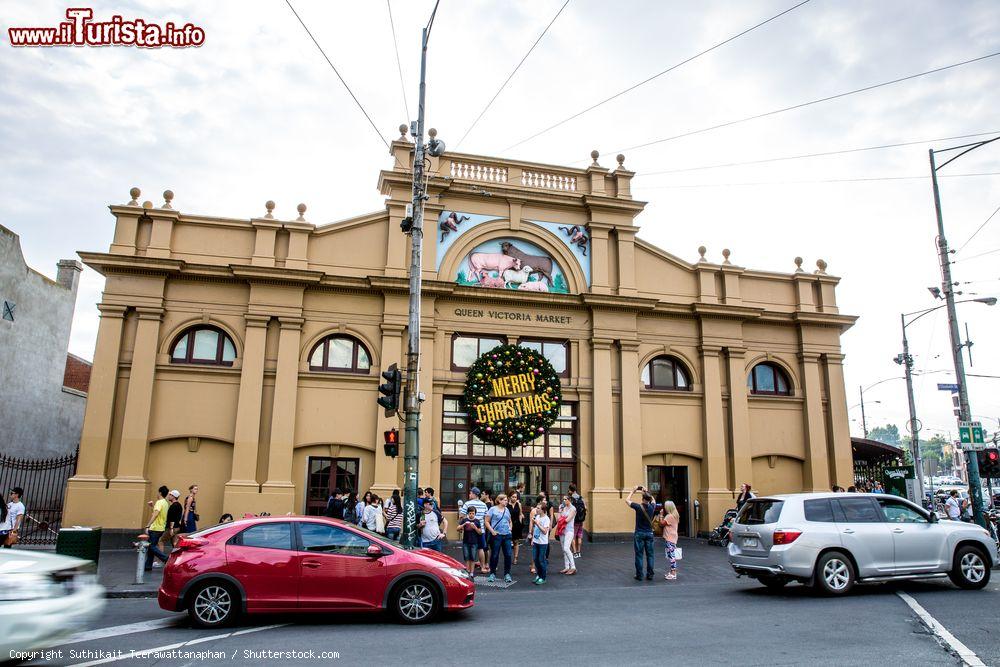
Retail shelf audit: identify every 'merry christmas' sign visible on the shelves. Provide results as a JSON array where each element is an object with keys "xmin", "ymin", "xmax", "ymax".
[{"xmin": 463, "ymin": 344, "xmax": 562, "ymax": 448}]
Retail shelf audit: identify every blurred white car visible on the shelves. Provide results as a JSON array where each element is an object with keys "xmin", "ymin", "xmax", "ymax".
[{"xmin": 0, "ymin": 550, "xmax": 105, "ymax": 656}]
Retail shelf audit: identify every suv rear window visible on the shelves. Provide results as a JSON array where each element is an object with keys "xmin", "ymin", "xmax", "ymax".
[{"xmin": 737, "ymin": 499, "xmax": 783, "ymax": 525}]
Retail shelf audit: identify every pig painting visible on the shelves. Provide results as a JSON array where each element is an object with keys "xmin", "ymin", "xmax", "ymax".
[{"xmin": 468, "ymin": 253, "xmax": 520, "ymax": 281}]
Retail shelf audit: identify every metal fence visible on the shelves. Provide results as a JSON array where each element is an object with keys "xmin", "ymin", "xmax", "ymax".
[{"xmin": 0, "ymin": 449, "xmax": 78, "ymax": 545}]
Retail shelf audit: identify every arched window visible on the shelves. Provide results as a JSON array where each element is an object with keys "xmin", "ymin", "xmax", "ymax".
[
  {"xmin": 641, "ymin": 356, "xmax": 691, "ymax": 390},
  {"xmin": 170, "ymin": 326, "xmax": 237, "ymax": 366},
  {"xmin": 309, "ymin": 335, "xmax": 371, "ymax": 373},
  {"xmin": 747, "ymin": 362, "xmax": 792, "ymax": 396}
]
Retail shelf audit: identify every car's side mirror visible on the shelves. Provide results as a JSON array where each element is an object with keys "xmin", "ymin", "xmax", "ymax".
[
  {"xmin": 366, "ymin": 544, "xmax": 385, "ymax": 557},
  {"xmin": 927, "ymin": 512, "xmax": 939, "ymax": 523}
]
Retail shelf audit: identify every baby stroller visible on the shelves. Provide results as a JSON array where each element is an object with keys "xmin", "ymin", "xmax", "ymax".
[{"xmin": 707, "ymin": 508, "xmax": 738, "ymax": 546}]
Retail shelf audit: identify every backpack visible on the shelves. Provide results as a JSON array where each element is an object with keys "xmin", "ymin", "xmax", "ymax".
[
  {"xmin": 572, "ymin": 495, "xmax": 587, "ymax": 523},
  {"xmin": 343, "ymin": 503, "xmax": 357, "ymax": 523}
]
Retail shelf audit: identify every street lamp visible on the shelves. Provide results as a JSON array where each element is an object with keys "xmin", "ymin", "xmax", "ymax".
[
  {"xmin": 848, "ymin": 398, "xmax": 882, "ymax": 438},
  {"xmin": 929, "ymin": 134, "xmax": 1000, "ymax": 529},
  {"xmin": 895, "ymin": 297, "xmax": 997, "ymax": 507}
]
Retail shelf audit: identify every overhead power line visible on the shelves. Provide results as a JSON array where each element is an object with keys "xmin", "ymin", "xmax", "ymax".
[
  {"xmin": 605, "ymin": 50, "xmax": 1000, "ymax": 161},
  {"xmin": 386, "ymin": 0, "xmax": 410, "ymax": 122},
  {"xmin": 503, "ymin": 0, "xmax": 812, "ymax": 152},
  {"xmin": 954, "ymin": 245, "xmax": 1000, "ymax": 263},
  {"xmin": 455, "ymin": 0, "xmax": 571, "ymax": 150},
  {"xmin": 285, "ymin": 0, "xmax": 389, "ymax": 150},
  {"xmin": 637, "ymin": 131, "xmax": 1000, "ymax": 176},
  {"xmin": 635, "ymin": 171, "xmax": 1000, "ymax": 190},
  {"xmin": 956, "ymin": 203, "xmax": 1000, "ymax": 252}
]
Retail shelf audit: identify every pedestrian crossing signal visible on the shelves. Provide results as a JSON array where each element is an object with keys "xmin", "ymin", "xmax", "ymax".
[{"xmin": 384, "ymin": 428, "xmax": 399, "ymax": 458}]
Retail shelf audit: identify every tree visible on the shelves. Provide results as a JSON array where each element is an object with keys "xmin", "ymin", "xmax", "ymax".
[{"xmin": 868, "ymin": 424, "xmax": 901, "ymax": 446}]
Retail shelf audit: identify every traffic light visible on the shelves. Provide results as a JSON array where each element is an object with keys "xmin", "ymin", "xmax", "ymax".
[
  {"xmin": 377, "ymin": 363, "xmax": 402, "ymax": 417},
  {"xmin": 383, "ymin": 428, "xmax": 399, "ymax": 458},
  {"xmin": 979, "ymin": 448, "xmax": 1000, "ymax": 478}
]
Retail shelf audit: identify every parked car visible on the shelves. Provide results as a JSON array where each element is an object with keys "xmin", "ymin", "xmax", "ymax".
[
  {"xmin": 728, "ymin": 493, "xmax": 994, "ymax": 595},
  {"xmin": 158, "ymin": 516, "xmax": 475, "ymax": 627},
  {"xmin": 0, "ymin": 549, "xmax": 105, "ymax": 656}
]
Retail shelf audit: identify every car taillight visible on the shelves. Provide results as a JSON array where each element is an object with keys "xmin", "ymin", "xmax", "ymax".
[
  {"xmin": 772, "ymin": 530, "xmax": 801, "ymax": 545},
  {"xmin": 174, "ymin": 536, "xmax": 207, "ymax": 551}
]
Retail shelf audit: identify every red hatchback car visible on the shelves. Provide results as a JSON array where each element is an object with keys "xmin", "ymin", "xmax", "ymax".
[{"xmin": 158, "ymin": 516, "xmax": 475, "ymax": 627}]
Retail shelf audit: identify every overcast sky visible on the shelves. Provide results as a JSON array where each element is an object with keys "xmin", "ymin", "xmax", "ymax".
[{"xmin": 3, "ymin": 0, "xmax": 999, "ymax": 445}]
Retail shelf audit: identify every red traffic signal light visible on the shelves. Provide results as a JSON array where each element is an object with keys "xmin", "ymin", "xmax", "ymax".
[
  {"xmin": 978, "ymin": 448, "xmax": 1000, "ymax": 478},
  {"xmin": 383, "ymin": 428, "xmax": 399, "ymax": 458}
]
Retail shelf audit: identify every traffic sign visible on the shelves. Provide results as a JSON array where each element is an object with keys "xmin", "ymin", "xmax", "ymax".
[
  {"xmin": 958, "ymin": 421, "xmax": 985, "ymax": 449},
  {"xmin": 937, "ymin": 383, "xmax": 959, "ymax": 392}
]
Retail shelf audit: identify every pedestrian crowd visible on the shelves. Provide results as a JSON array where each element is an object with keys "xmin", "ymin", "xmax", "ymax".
[{"xmin": 143, "ymin": 484, "xmax": 200, "ymax": 571}]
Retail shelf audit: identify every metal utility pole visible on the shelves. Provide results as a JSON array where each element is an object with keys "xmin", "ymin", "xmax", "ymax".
[
  {"xmin": 858, "ymin": 386, "xmax": 869, "ymax": 438},
  {"xmin": 400, "ymin": 1, "xmax": 441, "ymax": 548},
  {"xmin": 929, "ymin": 143, "xmax": 994, "ymax": 529},
  {"xmin": 898, "ymin": 319, "xmax": 926, "ymax": 503}
]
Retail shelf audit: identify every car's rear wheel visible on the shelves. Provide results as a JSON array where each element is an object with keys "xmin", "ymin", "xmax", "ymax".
[
  {"xmin": 949, "ymin": 545, "xmax": 990, "ymax": 590},
  {"xmin": 758, "ymin": 574, "xmax": 788, "ymax": 589},
  {"xmin": 392, "ymin": 579, "xmax": 440, "ymax": 624},
  {"xmin": 188, "ymin": 580, "xmax": 239, "ymax": 628},
  {"xmin": 813, "ymin": 551, "xmax": 855, "ymax": 596}
]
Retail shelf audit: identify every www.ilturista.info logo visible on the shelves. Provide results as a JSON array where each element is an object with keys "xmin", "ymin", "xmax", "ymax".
[{"xmin": 8, "ymin": 8, "xmax": 205, "ymax": 48}]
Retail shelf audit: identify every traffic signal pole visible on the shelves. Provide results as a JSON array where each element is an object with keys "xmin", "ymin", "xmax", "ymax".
[
  {"xmin": 930, "ymin": 148, "xmax": 986, "ymax": 529},
  {"xmin": 400, "ymin": 2, "xmax": 439, "ymax": 547}
]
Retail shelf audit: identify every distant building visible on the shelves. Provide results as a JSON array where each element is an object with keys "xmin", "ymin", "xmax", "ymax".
[{"xmin": 0, "ymin": 224, "xmax": 85, "ymax": 458}]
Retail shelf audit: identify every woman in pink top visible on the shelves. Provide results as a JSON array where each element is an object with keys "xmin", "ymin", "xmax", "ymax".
[{"xmin": 659, "ymin": 501, "xmax": 680, "ymax": 580}]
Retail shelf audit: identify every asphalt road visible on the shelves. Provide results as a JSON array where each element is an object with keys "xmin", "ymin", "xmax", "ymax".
[{"xmin": 25, "ymin": 543, "xmax": 1000, "ymax": 666}]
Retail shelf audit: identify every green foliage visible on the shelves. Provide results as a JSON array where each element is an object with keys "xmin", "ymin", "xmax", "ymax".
[
  {"xmin": 551, "ymin": 273, "xmax": 568, "ymax": 293},
  {"xmin": 456, "ymin": 270, "xmax": 479, "ymax": 286},
  {"xmin": 868, "ymin": 424, "xmax": 901, "ymax": 446}
]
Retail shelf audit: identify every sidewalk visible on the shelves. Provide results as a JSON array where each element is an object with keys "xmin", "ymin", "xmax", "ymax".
[
  {"xmin": 95, "ymin": 537, "xmax": 731, "ymax": 599},
  {"xmin": 98, "ymin": 549, "xmax": 164, "ymax": 598}
]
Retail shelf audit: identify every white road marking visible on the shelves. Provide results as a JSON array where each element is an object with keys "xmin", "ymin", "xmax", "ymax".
[
  {"xmin": 897, "ymin": 591, "xmax": 985, "ymax": 667},
  {"xmin": 69, "ymin": 623, "xmax": 288, "ymax": 666},
  {"xmin": 57, "ymin": 618, "xmax": 178, "ymax": 646}
]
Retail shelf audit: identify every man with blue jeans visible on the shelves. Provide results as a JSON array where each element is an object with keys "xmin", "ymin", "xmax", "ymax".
[
  {"xmin": 626, "ymin": 486, "xmax": 656, "ymax": 580},
  {"xmin": 419, "ymin": 500, "xmax": 447, "ymax": 551},
  {"xmin": 485, "ymin": 493, "xmax": 514, "ymax": 583}
]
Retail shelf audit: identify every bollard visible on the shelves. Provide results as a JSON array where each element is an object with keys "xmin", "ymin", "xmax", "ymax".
[{"xmin": 134, "ymin": 533, "xmax": 149, "ymax": 585}]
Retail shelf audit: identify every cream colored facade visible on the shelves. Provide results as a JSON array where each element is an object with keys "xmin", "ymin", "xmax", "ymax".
[{"xmin": 63, "ymin": 140, "xmax": 856, "ymax": 537}]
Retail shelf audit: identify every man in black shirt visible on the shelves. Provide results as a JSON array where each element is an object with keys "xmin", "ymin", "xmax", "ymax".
[
  {"xmin": 625, "ymin": 486, "xmax": 657, "ymax": 580},
  {"xmin": 165, "ymin": 490, "xmax": 184, "ymax": 545},
  {"xmin": 325, "ymin": 488, "xmax": 346, "ymax": 519}
]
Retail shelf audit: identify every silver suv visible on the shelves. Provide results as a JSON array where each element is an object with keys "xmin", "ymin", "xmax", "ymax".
[{"xmin": 727, "ymin": 493, "xmax": 995, "ymax": 595}]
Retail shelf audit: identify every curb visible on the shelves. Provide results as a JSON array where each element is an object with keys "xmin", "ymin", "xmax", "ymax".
[{"xmin": 106, "ymin": 590, "xmax": 158, "ymax": 599}]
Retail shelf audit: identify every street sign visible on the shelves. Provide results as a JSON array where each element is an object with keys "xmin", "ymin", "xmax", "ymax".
[
  {"xmin": 958, "ymin": 421, "xmax": 985, "ymax": 450},
  {"xmin": 937, "ymin": 383, "xmax": 959, "ymax": 392}
]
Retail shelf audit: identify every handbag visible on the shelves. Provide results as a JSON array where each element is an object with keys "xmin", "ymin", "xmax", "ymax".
[{"xmin": 675, "ymin": 547, "xmax": 683, "ymax": 561}]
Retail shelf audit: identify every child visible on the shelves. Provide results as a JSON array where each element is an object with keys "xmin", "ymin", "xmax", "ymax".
[{"xmin": 459, "ymin": 506, "xmax": 484, "ymax": 573}]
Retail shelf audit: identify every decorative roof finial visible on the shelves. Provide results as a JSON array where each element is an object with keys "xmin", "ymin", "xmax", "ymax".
[
  {"xmin": 296, "ymin": 203, "xmax": 307, "ymax": 222},
  {"xmin": 264, "ymin": 200, "xmax": 275, "ymax": 219},
  {"xmin": 722, "ymin": 248, "xmax": 731, "ymax": 265},
  {"xmin": 616, "ymin": 154, "xmax": 625, "ymax": 167},
  {"xmin": 128, "ymin": 187, "xmax": 141, "ymax": 206},
  {"xmin": 815, "ymin": 258, "xmax": 828, "ymax": 275},
  {"xmin": 794, "ymin": 256, "xmax": 804, "ymax": 272},
  {"xmin": 590, "ymin": 149, "xmax": 600, "ymax": 166},
  {"xmin": 142, "ymin": 200, "xmax": 153, "ymax": 209},
  {"xmin": 161, "ymin": 190, "xmax": 174, "ymax": 209},
  {"xmin": 697, "ymin": 245, "xmax": 707, "ymax": 262},
  {"xmin": 398, "ymin": 123, "xmax": 408, "ymax": 140}
]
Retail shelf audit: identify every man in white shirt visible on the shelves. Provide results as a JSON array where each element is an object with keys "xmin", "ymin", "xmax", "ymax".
[
  {"xmin": 944, "ymin": 490, "xmax": 962, "ymax": 520},
  {"xmin": 419, "ymin": 501, "xmax": 448, "ymax": 551},
  {"xmin": 4, "ymin": 487, "xmax": 25, "ymax": 548}
]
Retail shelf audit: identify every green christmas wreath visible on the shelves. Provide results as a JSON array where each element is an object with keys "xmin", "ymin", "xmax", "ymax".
[{"xmin": 463, "ymin": 344, "xmax": 563, "ymax": 448}]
